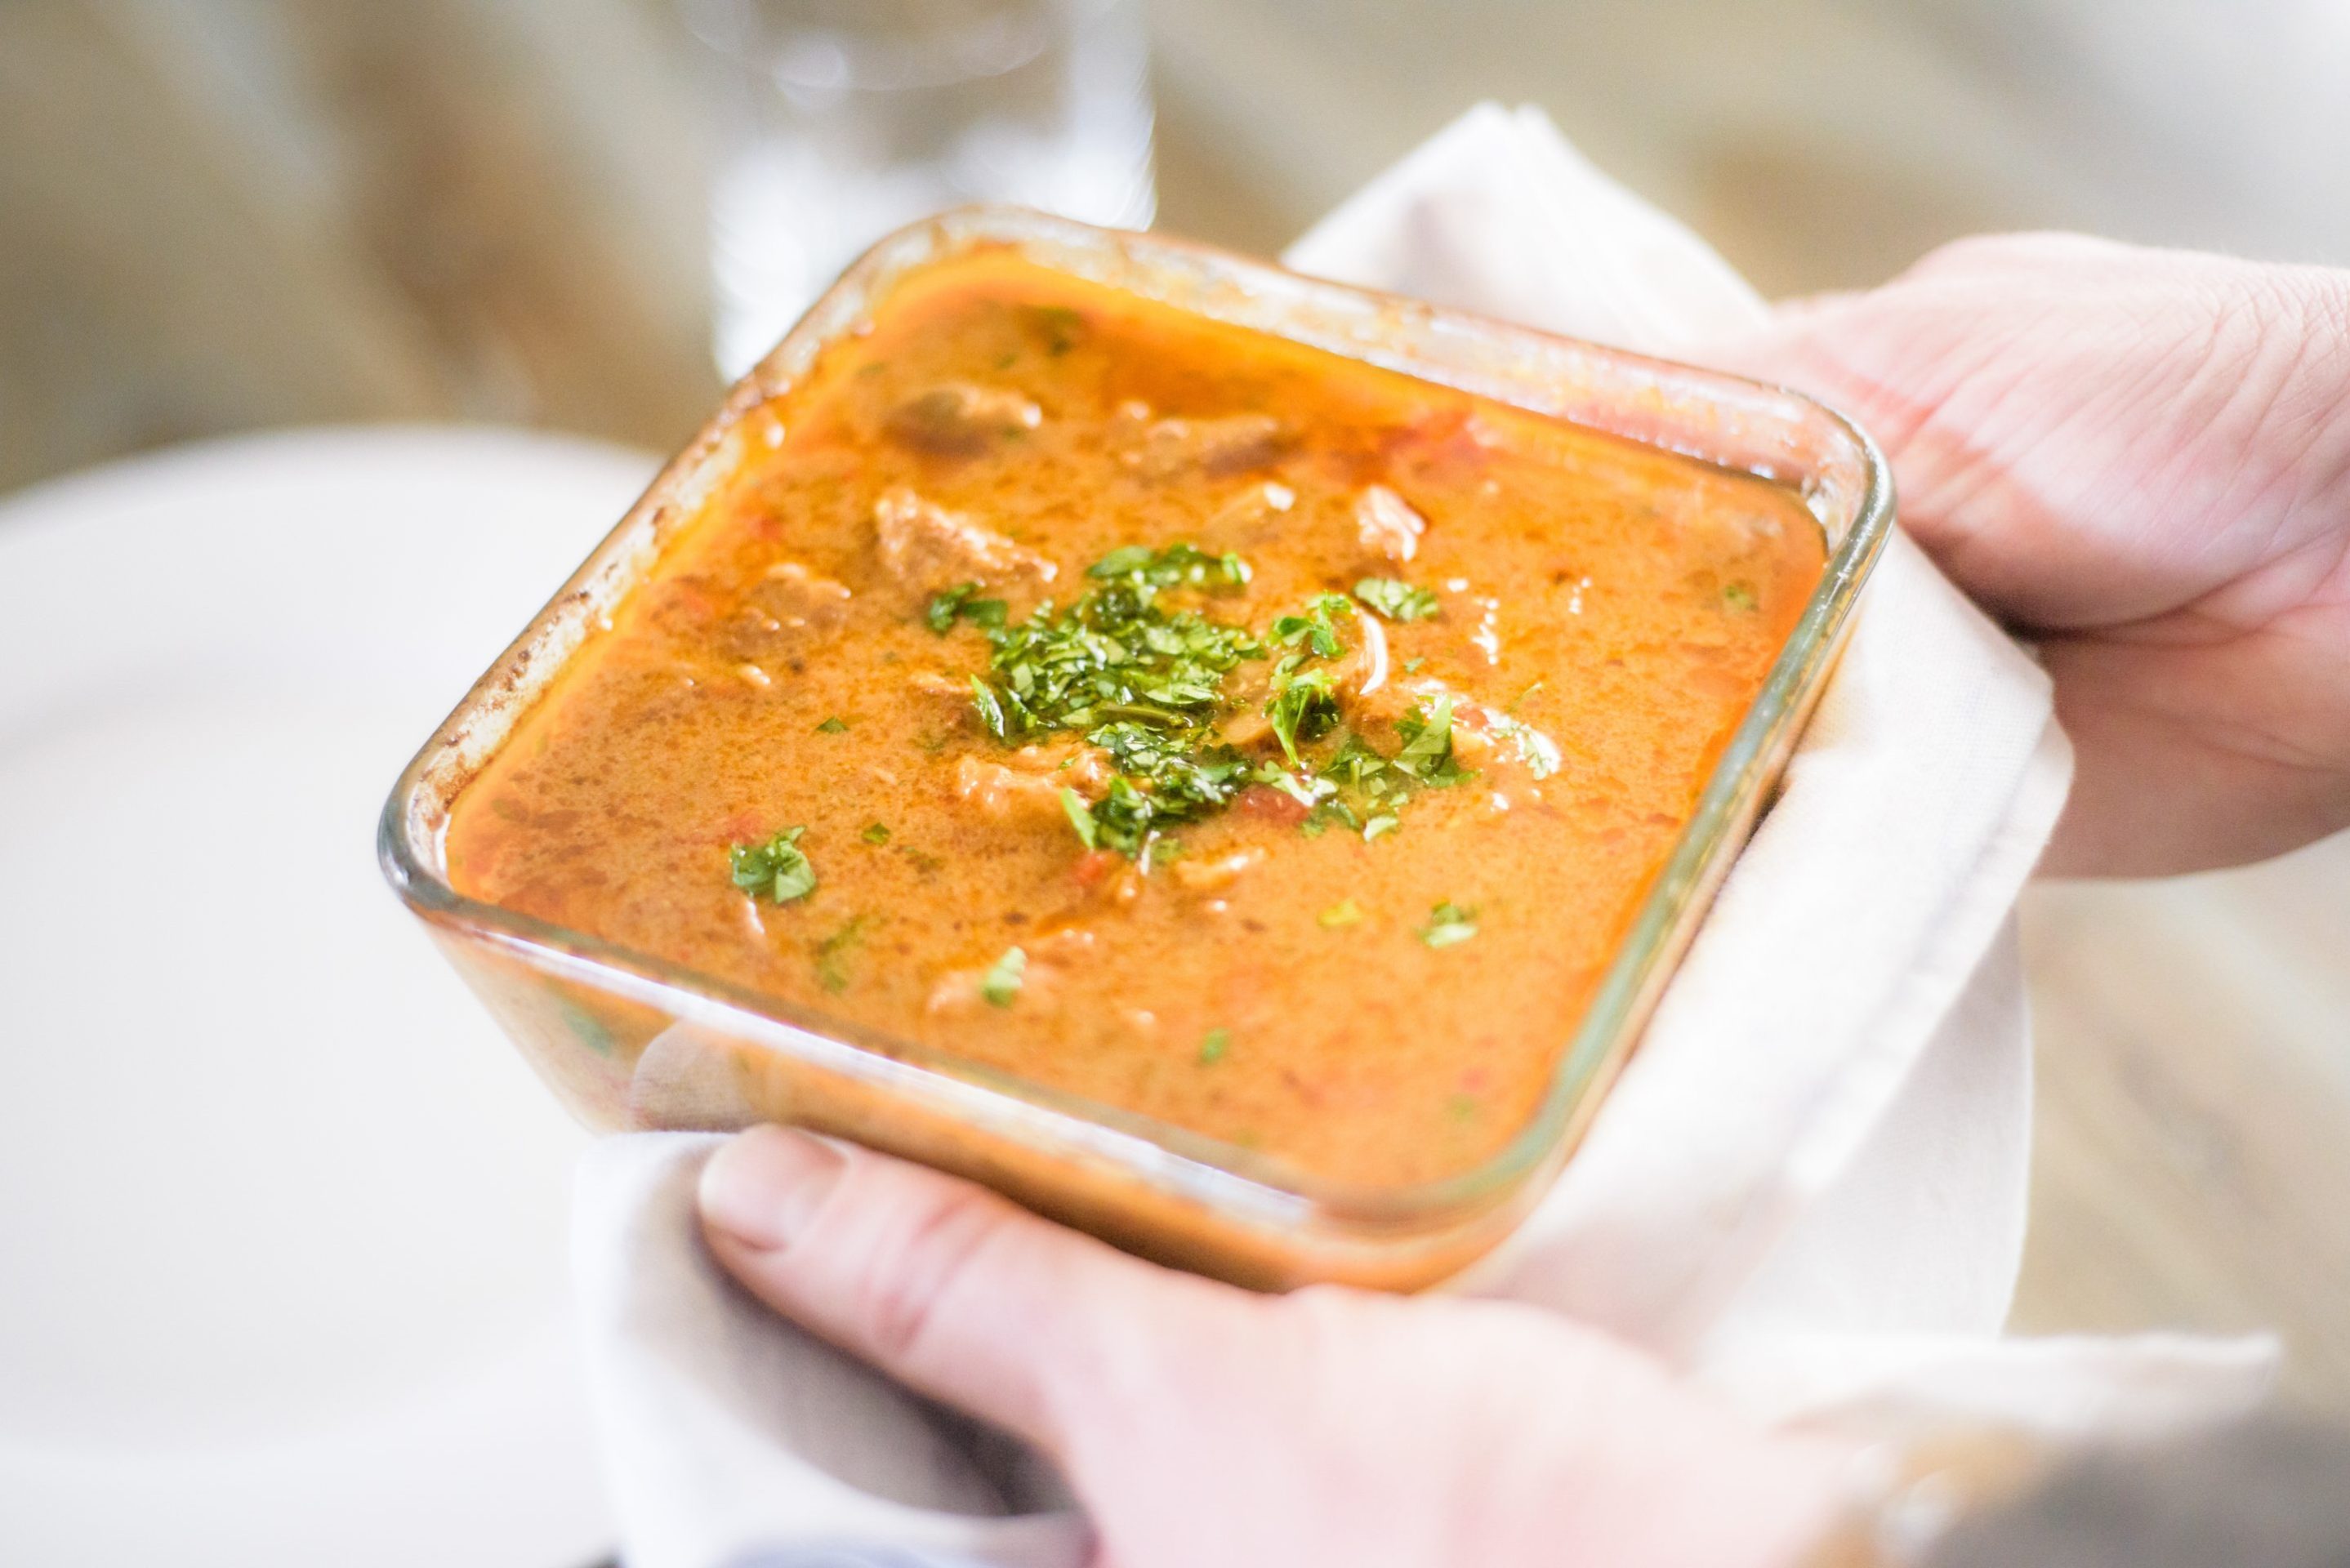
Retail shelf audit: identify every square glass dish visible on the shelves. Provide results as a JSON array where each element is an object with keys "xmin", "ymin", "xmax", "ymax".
[{"xmin": 381, "ymin": 207, "xmax": 1891, "ymax": 1291}]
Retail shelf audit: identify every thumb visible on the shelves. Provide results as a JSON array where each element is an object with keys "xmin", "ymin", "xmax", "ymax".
[{"xmin": 697, "ymin": 1125, "xmax": 1250, "ymax": 1454}]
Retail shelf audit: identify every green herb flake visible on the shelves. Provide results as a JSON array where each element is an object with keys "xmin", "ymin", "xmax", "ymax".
[
  {"xmin": 1266, "ymin": 668, "xmax": 1338, "ymax": 766},
  {"xmin": 1722, "ymin": 581, "xmax": 1760, "ymax": 612},
  {"xmin": 1318, "ymin": 899, "xmax": 1364, "ymax": 929},
  {"xmin": 860, "ymin": 822, "xmax": 892, "ymax": 845},
  {"xmin": 1059, "ymin": 786, "xmax": 1099, "ymax": 850},
  {"xmin": 1354, "ymin": 577, "xmax": 1441, "ymax": 621},
  {"xmin": 1447, "ymin": 1092, "xmax": 1481, "ymax": 1121},
  {"xmin": 814, "ymin": 716, "xmax": 850, "ymax": 734},
  {"xmin": 1420, "ymin": 900, "xmax": 1480, "ymax": 949},
  {"xmin": 925, "ymin": 582, "xmax": 979, "ymax": 634},
  {"xmin": 1362, "ymin": 813, "xmax": 1401, "ymax": 841},
  {"xmin": 814, "ymin": 915, "xmax": 870, "ymax": 994},
  {"xmin": 1394, "ymin": 696, "xmax": 1471, "ymax": 787},
  {"xmin": 969, "ymin": 675, "xmax": 1010, "ymax": 740},
  {"xmin": 980, "ymin": 947, "xmax": 1027, "ymax": 1008},
  {"xmin": 928, "ymin": 582, "xmax": 1008, "ymax": 635},
  {"xmin": 729, "ymin": 826, "xmax": 817, "ymax": 904},
  {"xmin": 1272, "ymin": 593, "xmax": 1353, "ymax": 658},
  {"xmin": 1197, "ymin": 1027, "xmax": 1232, "ymax": 1064},
  {"xmin": 1022, "ymin": 303, "xmax": 1086, "ymax": 355},
  {"xmin": 1086, "ymin": 541, "xmax": 1251, "ymax": 592}
]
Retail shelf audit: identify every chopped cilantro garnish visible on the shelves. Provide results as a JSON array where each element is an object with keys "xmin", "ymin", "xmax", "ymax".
[
  {"xmin": 1722, "ymin": 581, "xmax": 1759, "ymax": 612},
  {"xmin": 814, "ymin": 915, "xmax": 868, "ymax": 993},
  {"xmin": 927, "ymin": 582, "xmax": 1006, "ymax": 633},
  {"xmin": 1420, "ymin": 901, "xmax": 1480, "ymax": 948},
  {"xmin": 1394, "ymin": 696, "xmax": 1471, "ymax": 787},
  {"xmin": 969, "ymin": 675, "xmax": 1009, "ymax": 740},
  {"xmin": 1362, "ymin": 813, "xmax": 1400, "ymax": 841},
  {"xmin": 973, "ymin": 559, "xmax": 1260, "ymax": 745},
  {"xmin": 814, "ymin": 715, "xmax": 850, "ymax": 734},
  {"xmin": 1059, "ymin": 786, "xmax": 1099, "ymax": 850},
  {"xmin": 1255, "ymin": 762, "xmax": 1335, "ymax": 810},
  {"xmin": 730, "ymin": 826, "xmax": 816, "ymax": 904},
  {"xmin": 860, "ymin": 822, "xmax": 891, "ymax": 845},
  {"xmin": 1273, "ymin": 593, "xmax": 1353, "ymax": 658},
  {"xmin": 1197, "ymin": 1027, "xmax": 1232, "ymax": 1063},
  {"xmin": 938, "ymin": 546, "xmax": 1483, "ymax": 866},
  {"xmin": 1266, "ymin": 667, "xmax": 1338, "ymax": 766},
  {"xmin": 1086, "ymin": 727, "xmax": 1251, "ymax": 857},
  {"xmin": 1354, "ymin": 577, "xmax": 1441, "ymax": 621},
  {"xmin": 1318, "ymin": 900, "xmax": 1364, "ymax": 929},
  {"xmin": 958, "ymin": 545, "xmax": 1265, "ymax": 859},
  {"xmin": 1021, "ymin": 303, "xmax": 1085, "ymax": 355},
  {"xmin": 980, "ymin": 947, "xmax": 1027, "ymax": 1007},
  {"xmin": 926, "ymin": 582, "xmax": 978, "ymax": 633},
  {"xmin": 1087, "ymin": 541, "xmax": 1251, "ymax": 592},
  {"xmin": 1300, "ymin": 799, "xmax": 1358, "ymax": 837}
]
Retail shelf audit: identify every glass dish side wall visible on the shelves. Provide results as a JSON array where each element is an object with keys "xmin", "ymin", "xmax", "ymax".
[{"xmin": 381, "ymin": 207, "xmax": 1890, "ymax": 1292}]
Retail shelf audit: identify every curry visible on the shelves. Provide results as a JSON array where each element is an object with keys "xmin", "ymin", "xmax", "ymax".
[{"xmin": 444, "ymin": 248, "xmax": 1825, "ymax": 1187}]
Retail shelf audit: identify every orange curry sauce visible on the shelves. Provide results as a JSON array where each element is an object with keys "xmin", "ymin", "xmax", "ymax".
[{"xmin": 446, "ymin": 250, "xmax": 1825, "ymax": 1187}]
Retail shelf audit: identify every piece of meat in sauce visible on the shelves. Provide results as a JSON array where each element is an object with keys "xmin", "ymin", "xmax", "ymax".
[
  {"xmin": 1169, "ymin": 844, "xmax": 1265, "ymax": 894},
  {"xmin": 884, "ymin": 382, "xmax": 1043, "ymax": 457},
  {"xmin": 952, "ymin": 745, "xmax": 1113, "ymax": 827},
  {"xmin": 873, "ymin": 487, "xmax": 1058, "ymax": 600},
  {"xmin": 1114, "ymin": 403, "xmax": 1289, "ymax": 480},
  {"xmin": 1355, "ymin": 483, "xmax": 1427, "ymax": 564},
  {"xmin": 1197, "ymin": 480, "xmax": 1298, "ymax": 553},
  {"xmin": 649, "ymin": 562, "xmax": 852, "ymax": 670}
]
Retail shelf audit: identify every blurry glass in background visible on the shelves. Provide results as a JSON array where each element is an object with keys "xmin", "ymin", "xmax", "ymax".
[{"xmin": 681, "ymin": 0, "xmax": 1156, "ymax": 376}]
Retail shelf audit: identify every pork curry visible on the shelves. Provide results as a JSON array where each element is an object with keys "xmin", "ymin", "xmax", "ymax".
[{"xmin": 444, "ymin": 249, "xmax": 1826, "ymax": 1187}]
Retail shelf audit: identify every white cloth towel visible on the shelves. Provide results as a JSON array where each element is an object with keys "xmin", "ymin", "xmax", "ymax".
[{"xmin": 572, "ymin": 104, "xmax": 2276, "ymax": 1568}]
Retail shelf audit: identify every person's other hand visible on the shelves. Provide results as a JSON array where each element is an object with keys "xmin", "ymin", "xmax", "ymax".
[
  {"xmin": 697, "ymin": 1124, "xmax": 1848, "ymax": 1568},
  {"xmin": 1722, "ymin": 234, "xmax": 2350, "ymax": 875}
]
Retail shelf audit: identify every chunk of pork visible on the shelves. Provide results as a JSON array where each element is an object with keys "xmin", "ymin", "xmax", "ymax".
[{"xmin": 873, "ymin": 487, "xmax": 1057, "ymax": 599}]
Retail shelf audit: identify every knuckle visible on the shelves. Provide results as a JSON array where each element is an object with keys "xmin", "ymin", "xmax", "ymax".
[{"xmin": 854, "ymin": 1178, "xmax": 1017, "ymax": 1368}]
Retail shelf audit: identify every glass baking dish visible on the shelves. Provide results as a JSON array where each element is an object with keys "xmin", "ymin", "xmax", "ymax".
[{"xmin": 380, "ymin": 207, "xmax": 1892, "ymax": 1291}]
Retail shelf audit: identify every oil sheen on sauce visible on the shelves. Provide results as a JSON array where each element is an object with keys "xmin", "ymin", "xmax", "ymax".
[{"xmin": 445, "ymin": 249, "xmax": 1826, "ymax": 1187}]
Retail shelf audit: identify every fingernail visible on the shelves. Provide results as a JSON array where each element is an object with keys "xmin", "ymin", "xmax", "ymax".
[{"xmin": 698, "ymin": 1125, "xmax": 847, "ymax": 1251}]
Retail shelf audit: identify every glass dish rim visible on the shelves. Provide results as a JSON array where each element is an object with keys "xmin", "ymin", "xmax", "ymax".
[{"xmin": 380, "ymin": 204, "xmax": 1893, "ymax": 1239}]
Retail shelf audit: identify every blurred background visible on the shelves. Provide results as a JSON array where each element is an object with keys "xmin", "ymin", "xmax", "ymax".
[
  {"xmin": 2, "ymin": 0, "xmax": 2345, "ymax": 1540},
  {"xmin": 12, "ymin": 0, "xmax": 2350, "ymax": 494}
]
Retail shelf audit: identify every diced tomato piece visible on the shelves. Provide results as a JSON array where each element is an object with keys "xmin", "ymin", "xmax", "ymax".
[{"xmin": 1071, "ymin": 849, "xmax": 1121, "ymax": 887}]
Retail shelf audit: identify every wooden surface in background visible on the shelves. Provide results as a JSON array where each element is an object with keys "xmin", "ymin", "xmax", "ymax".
[{"xmin": 3, "ymin": 0, "xmax": 2343, "ymax": 1412}]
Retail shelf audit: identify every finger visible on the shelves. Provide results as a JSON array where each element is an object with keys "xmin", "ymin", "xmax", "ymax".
[{"xmin": 698, "ymin": 1124, "xmax": 1249, "ymax": 1453}]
